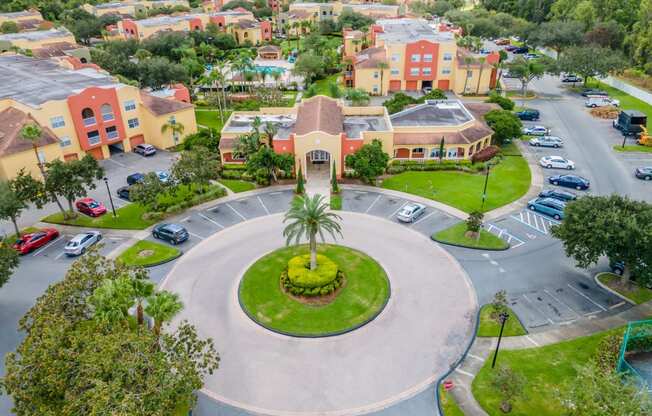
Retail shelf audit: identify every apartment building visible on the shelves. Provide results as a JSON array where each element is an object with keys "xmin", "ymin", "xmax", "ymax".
[
  {"xmin": 0, "ymin": 27, "xmax": 92, "ymax": 64},
  {"xmin": 82, "ymin": 0, "xmax": 190, "ymax": 17},
  {"xmin": 285, "ymin": 1, "xmax": 400, "ymax": 22},
  {"xmin": 219, "ymin": 95, "xmax": 495, "ymax": 178},
  {"xmin": 0, "ymin": 55, "xmax": 197, "ymax": 180},
  {"xmin": 0, "ymin": 9, "xmax": 48, "ymax": 31},
  {"xmin": 344, "ymin": 18, "xmax": 499, "ymax": 95}
]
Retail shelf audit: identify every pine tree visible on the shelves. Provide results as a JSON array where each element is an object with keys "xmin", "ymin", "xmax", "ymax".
[
  {"xmin": 331, "ymin": 162, "xmax": 339, "ymax": 194},
  {"xmin": 296, "ymin": 166, "xmax": 305, "ymax": 194}
]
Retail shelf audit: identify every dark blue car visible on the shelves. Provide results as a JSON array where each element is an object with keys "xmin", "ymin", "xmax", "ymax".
[
  {"xmin": 539, "ymin": 189, "xmax": 577, "ymax": 202},
  {"xmin": 548, "ymin": 174, "xmax": 590, "ymax": 190}
]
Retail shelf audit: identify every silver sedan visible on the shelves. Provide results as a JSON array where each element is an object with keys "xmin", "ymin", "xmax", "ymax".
[
  {"xmin": 397, "ymin": 203, "xmax": 426, "ymax": 223},
  {"xmin": 64, "ymin": 231, "xmax": 102, "ymax": 256}
]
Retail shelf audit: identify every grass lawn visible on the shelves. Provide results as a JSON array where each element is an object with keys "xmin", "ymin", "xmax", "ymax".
[
  {"xmin": 596, "ymin": 272, "xmax": 652, "ymax": 305},
  {"xmin": 613, "ymin": 144, "xmax": 652, "ymax": 153},
  {"xmin": 239, "ymin": 244, "xmax": 390, "ymax": 337},
  {"xmin": 310, "ymin": 74, "xmax": 342, "ymax": 97},
  {"xmin": 195, "ymin": 109, "xmax": 231, "ymax": 131},
  {"xmin": 218, "ymin": 179, "xmax": 256, "ymax": 193},
  {"xmin": 472, "ymin": 328, "xmax": 622, "ymax": 416},
  {"xmin": 42, "ymin": 203, "xmax": 156, "ymax": 230},
  {"xmin": 433, "ymin": 222, "xmax": 509, "ymax": 250},
  {"xmin": 586, "ymin": 79, "xmax": 652, "ymax": 128},
  {"xmin": 477, "ymin": 304, "xmax": 527, "ymax": 337},
  {"xmin": 440, "ymin": 385, "xmax": 465, "ymax": 416},
  {"xmin": 382, "ymin": 147, "xmax": 530, "ymax": 213},
  {"xmin": 330, "ymin": 193, "xmax": 342, "ymax": 210},
  {"xmin": 2, "ymin": 226, "xmax": 39, "ymax": 244},
  {"xmin": 506, "ymin": 90, "xmax": 536, "ymax": 98},
  {"xmin": 117, "ymin": 240, "xmax": 181, "ymax": 267}
]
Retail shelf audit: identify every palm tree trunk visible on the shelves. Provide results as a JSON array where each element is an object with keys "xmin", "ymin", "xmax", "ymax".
[
  {"xmin": 309, "ymin": 232, "xmax": 317, "ymax": 271},
  {"xmin": 137, "ymin": 303, "xmax": 144, "ymax": 326}
]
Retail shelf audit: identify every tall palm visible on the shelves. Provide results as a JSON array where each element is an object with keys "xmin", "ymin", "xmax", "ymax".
[
  {"xmin": 283, "ymin": 194, "xmax": 343, "ymax": 270},
  {"xmin": 475, "ymin": 57, "xmax": 486, "ymax": 95},
  {"xmin": 263, "ymin": 121, "xmax": 277, "ymax": 148},
  {"xmin": 161, "ymin": 120, "xmax": 185, "ymax": 144},
  {"xmin": 89, "ymin": 277, "xmax": 136, "ymax": 324},
  {"xmin": 376, "ymin": 61, "xmax": 389, "ymax": 96},
  {"xmin": 20, "ymin": 123, "xmax": 45, "ymax": 177},
  {"xmin": 132, "ymin": 279, "xmax": 154, "ymax": 326},
  {"xmin": 145, "ymin": 290, "xmax": 183, "ymax": 337},
  {"xmin": 462, "ymin": 56, "xmax": 475, "ymax": 94}
]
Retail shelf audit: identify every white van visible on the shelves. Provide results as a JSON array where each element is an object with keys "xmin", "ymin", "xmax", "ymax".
[{"xmin": 585, "ymin": 96, "xmax": 620, "ymax": 108}]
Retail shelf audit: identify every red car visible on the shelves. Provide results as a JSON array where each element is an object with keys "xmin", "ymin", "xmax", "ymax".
[
  {"xmin": 13, "ymin": 228, "xmax": 59, "ymax": 255},
  {"xmin": 76, "ymin": 197, "xmax": 107, "ymax": 217}
]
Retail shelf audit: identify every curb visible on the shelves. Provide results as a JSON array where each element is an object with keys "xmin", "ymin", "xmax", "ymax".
[
  {"xmin": 475, "ymin": 304, "xmax": 529, "ymax": 338},
  {"xmin": 593, "ymin": 272, "xmax": 637, "ymax": 305},
  {"xmin": 431, "ymin": 235, "xmax": 510, "ymax": 252},
  {"xmin": 141, "ymin": 250, "xmax": 183, "ymax": 268}
]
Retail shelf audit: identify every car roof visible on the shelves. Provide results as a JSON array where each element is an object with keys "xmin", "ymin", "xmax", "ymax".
[
  {"xmin": 161, "ymin": 223, "xmax": 184, "ymax": 231},
  {"xmin": 78, "ymin": 197, "xmax": 94, "ymax": 202},
  {"xmin": 70, "ymin": 232, "xmax": 94, "ymax": 242}
]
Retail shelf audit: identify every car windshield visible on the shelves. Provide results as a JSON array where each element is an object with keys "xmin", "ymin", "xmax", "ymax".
[
  {"xmin": 67, "ymin": 242, "xmax": 78, "ymax": 247},
  {"xmin": 30, "ymin": 232, "xmax": 45, "ymax": 241},
  {"xmin": 88, "ymin": 201, "xmax": 99, "ymax": 208}
]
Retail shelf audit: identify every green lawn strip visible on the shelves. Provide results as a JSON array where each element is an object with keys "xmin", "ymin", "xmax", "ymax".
[
  {"xmin": 239, "ymin": 244, "xmax": 389, "ymax": 336},
  {"xmin": 42, "ymin": 203, "xmax": 156, "ymax": 230},
  {"xmin": 477, "ymin": 304, "xmax": 527, "ymax": 337},
  {"xmin": 382, "ymin": 149, "xmax": 530, "ymax": 213},
  {"xmin": 217, "ymin": 179, "xmax": 256, "ymax": 193},
  {"xmin": 587, "ymin": 79, "xmax": 652, "ymax": 128},
  {"xmin": 330, "ymin": 194, "xmax": 342, "ymax": 210},
  {"xmin": 116, "ymin": 240, "xmax": 180, "ymax": 267},
  {"xmin": 597, "ymin": 272, "xmax": 652, "ymax": 305},
  {"xmin": 172, "ymin": 399, "xmax": 191, "ymax": 416},
  {"xmin": 194, "ymin": 109, "xmax": 231, "ymax": 131},
  {"xmin": 2, "ymin": 226, "xmax": 39, "ymax": 244},
  {"xmin": 612, "ymin": 144, "xmax": 652, "ymax": 153},
  {"xmin": 439, "ymin": 385, "xmax": 465, "ymax": 416},
  {"xmin": 433, "ymin": 222, "xmax": 509, "ymax": 250},
  {"xmin": 472, "ymin": 328, "xmax": 622, "ymax": 416},
  {"xmin": 311, "ymin": 73, "xmax": 342, "ymax": 97}
]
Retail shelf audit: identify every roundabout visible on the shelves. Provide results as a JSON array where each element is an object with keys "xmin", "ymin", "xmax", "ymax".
[{"xmin": 160, "ymin": 211, "xmax": 477, "ymax": 415}]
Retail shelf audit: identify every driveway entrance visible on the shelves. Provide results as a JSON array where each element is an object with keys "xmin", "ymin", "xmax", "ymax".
[{"xmin": 305, "ymin": 150, "xmax": 331, "ymax": 196}]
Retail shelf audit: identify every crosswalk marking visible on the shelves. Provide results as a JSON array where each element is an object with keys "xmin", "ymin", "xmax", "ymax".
[
  {"xmin": 510, "ymin": 211, "xmax": 560, "ymax": 235},
  {"xmin": 485, "ymin": 223, "xmax": 525, "ymax": 248}
]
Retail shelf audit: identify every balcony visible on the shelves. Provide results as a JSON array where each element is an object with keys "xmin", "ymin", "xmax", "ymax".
[
  {"xmin": 83, "ymin": 116, "xmax": 97, "ymax": 127},
  {"xmin": 87, "ymin": 133, "xmax": 101, "ymax": 146},
  {"xmin": 344, "ymin": 71, "xmax": 353, "ymax": 78},
  {"xmin": 106, "ymin": 130, "xmax": 119, "ymax": 140},
  {"xmin": 102, "ymin": 113, "xmax": 115, "ymax": 122}
]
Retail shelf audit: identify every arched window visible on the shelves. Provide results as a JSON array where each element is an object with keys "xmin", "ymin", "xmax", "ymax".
[
  {"xmin": 243, "ymin": 32, "xmax": 248, "ymax": 38},
  {"xmin": 100, "ymin": 104, "xmax": 114, "ymax": 121},
  {"xmin": 81, "ymin": 108, "xmax": 96, "ymax": 126}
]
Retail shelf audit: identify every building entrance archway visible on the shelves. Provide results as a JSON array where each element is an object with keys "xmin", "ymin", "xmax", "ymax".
[{"xmin": 304, "ymin": 150, "xmax": 331, "ymax": 188}]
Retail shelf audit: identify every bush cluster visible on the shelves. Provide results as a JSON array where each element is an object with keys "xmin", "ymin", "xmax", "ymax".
[
  {"xmin": 471, "ymin": 146, "xmax": 500, "ymax": 163},
  {"xmin": 486, "ymin": 93, "xmax": 515, "ymax": 111},
  {"xmin": 281, "ymin": 254, "xmax": 344, "ymax": 297},
  {"xmin": 220, "ymin": 164, "xmax": 293, "ymax": 182},
  {"xmin": 387, "ymin": 159, "xmax": 491, "ymax": 174}
]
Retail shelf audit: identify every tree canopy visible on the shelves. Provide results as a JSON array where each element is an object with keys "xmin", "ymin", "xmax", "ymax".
[
  {"xmin": 483, "ymin": 110, "xmax": 523, "ymax": 145},
  {"xmin": 345, "ymin": 139, "xmax": 390, "ymax": 183}
]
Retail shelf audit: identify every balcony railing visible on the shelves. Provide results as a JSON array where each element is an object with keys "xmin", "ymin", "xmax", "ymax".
[
  {"xmin": 88, "ymin": 135, "xmax": 101, "ymax": 146},
  {"xmin": 106, "ymin": 130, "xmax": 119, "ymax": 140},
  {"xmin": 344, "ymin": 71, "xmax": 353, "ymax": 78},
  {"xmin": 102, "ymin": 113, "xmax": 115, "ymax": 122},
  {"xmin": 83, "ymin": 117, "xmax": 96, "ymax": 127}
]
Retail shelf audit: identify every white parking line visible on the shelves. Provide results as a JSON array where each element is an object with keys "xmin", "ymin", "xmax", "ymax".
[
  {"xmin": 189, "ymin": 232, "xmax": 205, "ymax": 240},
  {"xmin": 364, "ymin": 194, "xmax": 381, "ymax": 213},
  {"xmin": 610, "ymin": 301, "xmax": 626, "ymax": 310},
  {"xmin": 226, "ymin": 203, "xmax": 247, "ymax": 221},
  {"xmin": 268, "ymin": 191, "xmax": 282, "ymax": 195},
  {"xmin": 55, "ymin": 252, "xmax": 65, "ymax": 260},
  {"xmin": 467, "ymin": 353, "xmax": 484, "ymax": 362},
  {"xmin": 543, "ymin": 289, "xmax": 580, "ymax": 319},
  {"xmin": 198, "ymin": 213, "xmax": 224, "ymax": 229},
  {"xmin": 388, "ymin": 201, "xmax": 408, "ymax": 218},
  {"xmin": 31, "ymin": 237, "xmax": 60, "ymax": 257},
  {"xmin": 454, "ymin": 368, "xmax": 474, "ymax": 377},
  {"xmin": 522, "ymin": 294, "xmax": 555, "ymax": 325},
  {"xmin": 411, "ymin": 211, "xmax": 436, "ymax": 226},
  {"xmin": 566, "ymin": 284, "xmax": 607, "ymax": 312},
  {"xmin": 257, "ymin": 196, "xmax": 270, "ymax": 215},
  {"xmin": 180, "ymin": 216, "xmax": 190, "ymax": 222}
]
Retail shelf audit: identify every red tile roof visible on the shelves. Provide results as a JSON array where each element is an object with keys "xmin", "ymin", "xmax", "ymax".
[
  {"xmin": 354, "ymin": 47, "xmax": 387, "ymax": 69},
  {"xmin": 0, "ymin": 107, "xmax": 59, "ymax": 157},
  {"xmin": 140, "ymin": 92, "xmax": 193, "ymax": 116},
  {"xmin": 293, "ymin": 96, "xmax": 343, "ymax": 136}
]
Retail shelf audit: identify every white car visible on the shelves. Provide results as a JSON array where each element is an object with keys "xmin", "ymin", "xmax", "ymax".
[
  {"xmin": 539, "ymin": 156, "xmax": 575, "ymax": 170},
  {"xmin": 585, "ymin": 96, "xmax": 620, "ymax": 108},
  {"xmin": 64, "ymin": 231, "xmax": 102, "ymax": 256},
  {"xmin": 522, "ymin": 125, "xmax": 550, "ymax": 136},
  {"xmin": 529, "ymin": 135, "xmax": 564, "ymax": 148},
  {"xmin": 397, "ymin": 203, "xmax": 426, "ymax": 223}
]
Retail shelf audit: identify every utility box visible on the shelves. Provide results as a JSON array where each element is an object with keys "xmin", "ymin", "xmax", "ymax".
[{"xmin": 613, "ymin": 110, "xmax": 647, "ymax": 137}]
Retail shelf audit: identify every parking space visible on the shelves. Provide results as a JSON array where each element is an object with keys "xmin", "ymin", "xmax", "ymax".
[
  {"xmin": 510, "ymin": 209, "xmax": 559, "ymax": 235},
  {"xmin": 16, "ymin": 232, "xmax": 129, "ymax": 266},
  {"xmin": 484, "ymin": 223, "xmax": 526, "ymax": 248}
]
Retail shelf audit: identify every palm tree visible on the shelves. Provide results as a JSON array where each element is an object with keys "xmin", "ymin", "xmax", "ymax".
[
  {"xmin": 462, "ymin": 56, "xmax": 475, "ymax": 94},
  {"xmin": 145, "ymin": 291, "xmax": 183, "ymax": 337},
  {"xmin": 263, "ymin": 121, "xmax": 277, "ymax": 148},
  {"xmin": 376, "ymin": 61, "xmax": 389, "ymax": 96},
  {"xmin": 161, "ymin": 119, "xmax": 185, "ymax": 144},
  {"xmin": 283, "ymin": 194, "xmax": 343, "ymax": 271},
  {"xmin": 475, "ymin": 56, "xmax": 486, "ymax": 95},
  {"xmin": 132, "ymin": 279, "xmax": 154, "ymax": 326},
  {"xmin": 20, "ymin": 123, "xmax": 45, "ymax": 177},
  {"xmin": 89, "ymin": 277, "xmax": 136, "ymax": 324}
]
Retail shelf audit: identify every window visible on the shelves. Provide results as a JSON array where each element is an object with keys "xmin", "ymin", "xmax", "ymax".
[
  {"xmin": 59, "ymin": 136, "xmax": 71, "ymax": 147},
  {"xmin": 441, "ymin": 68, "xmax": 451, "ymax": 75},
  {"xmin": 373, "ymin": 71, "xmax": 379, "ymax": 79},
  {"xmin": 429, "ymin": 148, "xmax": 440, "ymax": 158},
  {"xmin": 443, "ymin": 53, "xmax": 453, "ymax": 61},
  {"xmin": 101, "ymin": 104, "xmax": 114, "ymax": 122},
  {"xmin": 81, "ymin": 108, "xmax": 96, "ymax": 126},
  {"xmin": 412, "ymin": 147, "xmax": 425, "ymax": 154},
  {"xmin": 423, "ymin": 67, "xmax": 432, "ymax": 76},
  {"xmin": 391, "ymin": 53, "xmax": 399, "ymax": 62},
  {"xmin": 423, "ymin": 54, "xmax": 432, "ymax": 62},
  {"xmin": 105, "ymin": 126, "xmax": 118, "ymax": 140},
  {"xmin": 128, "ymin": 118, "xmax": 139, "ymax": 128},
  {"xmin": 410, "ymin": 67, "xmax": 419, "ymax": 76},
  {"xmin": 87, "ymin": 130, "xmax": 100, "ymax": 145},
  {"xmin": 411, "ymin": 54, "xmax": 420, "ymax": 62},
  {"xmin": 391, "ymin": 68, "xmax": 399, "ymax": 75},
  {"xmin": 243, "ymin": 32, "xmax": 248, "ymax": 38},
  {"xmin": 50, "ymin": 116, "xmax": 65, "ymax": 129},
  {"xmin": 373, "ymin": 85, "xmax": 379, "ymax": 93},
  {"xmin": 124, "ymin": 100, "xmax": 136, "ymax": 111},
  {"xmin": 466, "ymin": 70, "xmax": 473, "ymax": 78}
]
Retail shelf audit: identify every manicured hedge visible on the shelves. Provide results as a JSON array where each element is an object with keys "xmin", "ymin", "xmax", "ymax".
[
  {"xmin": 387, "ymin": 159, "xmax": 490, "ymax": 174},
  {"xmin": 281, "ymin": 254, "xmax": 344, "ymax": 297}
]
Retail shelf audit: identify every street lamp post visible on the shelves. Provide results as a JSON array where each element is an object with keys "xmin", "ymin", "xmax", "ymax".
[
  {"xmin": 103, "ymin": 177, "xmax": 116, "ymax": 217},
  {"xmin": 481, "ymin": 164, "xmax": 491, "ymax": 212},
  {"xmin": 491, "ymin": 311, "xmax": 510, "ymax": 369}
]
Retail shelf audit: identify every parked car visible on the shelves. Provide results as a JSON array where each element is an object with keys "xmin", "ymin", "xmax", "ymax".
[
  {"xmin": 127, "ymin": 172, "xmax": 145, "ymax": 185},
  {"xmin": 524, "ymin": 53, "xmax": 540, "ymax": 60},
  {"xmin": 539, "ymin": 189, "xmax": 577, "ymax": 202},
  {"xmin": 133, "ymin": 143, "xmax": 156, "ymax": 156},
  {"xmin": 609, "ymin": 260, "xmax": 652, "ymax": 288},
  {"xmin": 76, "ymin": 197, "xmax": 107, "ymax": 217},
  {"xmin": 539, "ymin": 156, "xmax": 575, "ymax": 170},
  {"xmin": 479, "ymin": 48, "xmax": 491, "ymax": 55},
  {"xmin": 581, "ymin": 89, "xmax": 608, "ymax": 97},
  {"xmin": 504, "ymin": 45, "xmax": 518, "ymax": 52},
  {"xmin": 495, "ymin": 38, "xmax": 511, "ymax": 45},
  {"xmin": 613, "ymin": 110, "xmax": 647, "ymax": 137},
  {"xmin": 117, "ymin": 186, "xmax": 132, "ymax": 200},
  {"xmin": 64, "ymin": 231, "xmax": 102, "ymax": 256},
  {"xmin": 548, "ymin": 174, "xmax": 590, "ymax": 190},
  {"xmin": 422, "ymin": 86, "xmax": 432, "ymax": 94},
  {"xmin": 13, "ymin": 228, "xmax": 59, "ymax": 255},
  {"xmin": 527, "ymin": 197, "xmax": 566, "ymax": 220},
  {"xmin": 561, "ymin": 74, "xmax": 582, "ymax": 83},
  {"xmin": 522, "ymin": 125, "xmax": 550, "ymax": 136},
  {"xmin": 152, "ymin": 223, "xmax": 189, "ymax": 245},
  {"xmin": 512, "ymin": 46, "xmax": 529, "ymax": 54},
  {"xmin": 635, "ymin": 167, "xmax": 652, "ymax": 180},
  {"xmin": 516, "ymin": 108, "xmax": 540, "ymax": 121},
  {"xmin": 529, "ymin": 136, "xmax": 564, "ymax": 148},
  {"xmin": 397, "ymin": 203, "xmax": 426, "ymax": 223},
  {"xmin": 502, "ymin": 70, "xmax": 518, "ymax": 78},
  {"xmin": 585, "ymin": 96, "xmax": 620, "ymax": 108}
]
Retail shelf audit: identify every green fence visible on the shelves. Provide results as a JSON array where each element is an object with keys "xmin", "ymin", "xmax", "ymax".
[{"xmin": 617, "ymin": 319, "xmax": 652, "ymax": 390}]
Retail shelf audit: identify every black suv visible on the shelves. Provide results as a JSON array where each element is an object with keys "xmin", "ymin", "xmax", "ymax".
[
  {"xmin": 516, "ymin": 109, "xmax": 540, "ymax": 121},
  {"xmin": 117, "ymin": 186, "xmax": 132, "ymax": 200},
  {"xmin": 126, "ymin": 172, "xmax": 145, "ymax": 185},
  {"xmin": 152, "ymin": 223, "xmax": 189, "ymax": 245}
]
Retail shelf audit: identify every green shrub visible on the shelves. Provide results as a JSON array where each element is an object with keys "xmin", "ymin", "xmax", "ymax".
[
  {"xmin": 220, "ymin": 170, "xmax": 243, "ymax": 179},
  {"xmin": 486, "ymin": 93, "xmax": 515, "ymax": 111},
  {"xmin": 222, "ymin": 164, "xmax": 248, "ymax": 171},
  {"xmin": 287, "ymin": 254, "xmax": 338, "ymax": 288}
]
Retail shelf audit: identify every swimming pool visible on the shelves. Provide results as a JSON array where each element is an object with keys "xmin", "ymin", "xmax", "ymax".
[{"xmin": 253, "ymin": 65, "xmax": 287, "ymax": 75}]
